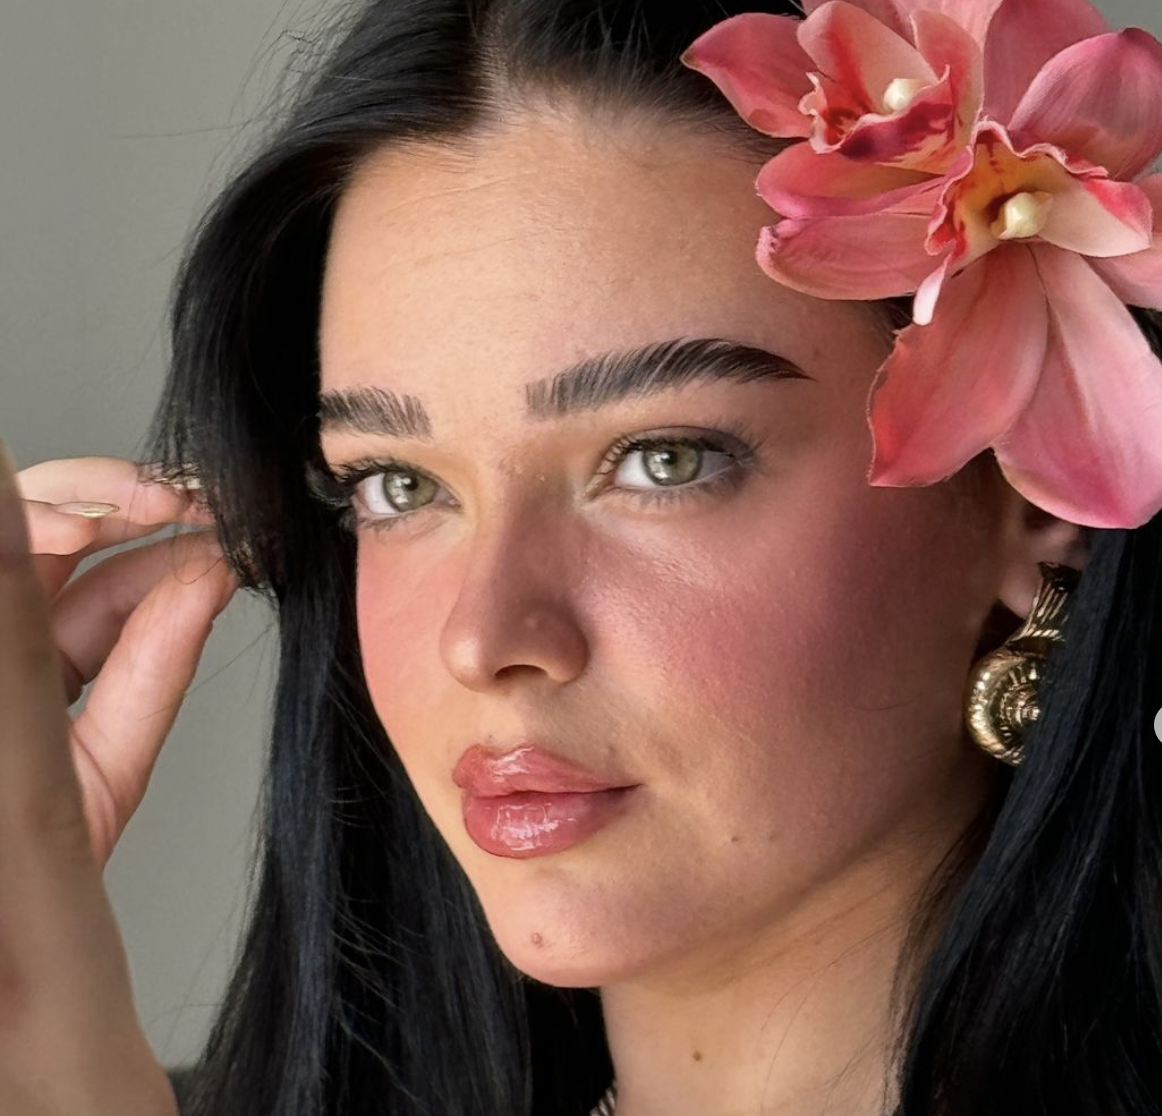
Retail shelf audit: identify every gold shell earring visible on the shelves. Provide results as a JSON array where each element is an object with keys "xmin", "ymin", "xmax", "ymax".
[{"xmin": 964, "ymin": 561, "xmax": 1081, "ymax": 766}]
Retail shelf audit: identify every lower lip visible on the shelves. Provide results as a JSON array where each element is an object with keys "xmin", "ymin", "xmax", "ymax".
[{"xmin": 461, "ymin": 786, "xmax": 639, "ymax": 858}]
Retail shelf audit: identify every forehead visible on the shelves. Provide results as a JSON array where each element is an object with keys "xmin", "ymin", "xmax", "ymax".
[{"xmin": 318, "ymin": 111, "xmax": 878, "ymax": 408}]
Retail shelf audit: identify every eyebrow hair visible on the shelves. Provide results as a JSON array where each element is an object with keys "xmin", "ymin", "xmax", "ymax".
[{"xmin": 317, "ymin": 336, "xmax": 812, "ymax": 440}]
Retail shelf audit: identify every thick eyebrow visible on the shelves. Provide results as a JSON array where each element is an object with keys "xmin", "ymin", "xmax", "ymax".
[{"xmin": 317, "ymin": 336, "xmax": 811, "ymax": 440}]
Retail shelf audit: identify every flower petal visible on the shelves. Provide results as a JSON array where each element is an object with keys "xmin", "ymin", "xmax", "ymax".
[
  {"xmin": 1092, "ymin": 247, "xmax": 1162, "ymax": 312},
  {"xmin": 829, "ymin": 12, "xmax": 980, "ymax": 171},
  {"xmin": 867, "ymin": 247, "xmax": 1048, "ymax": 485},
  {"xmin": 1091, "ymin": 175, "xmax": 1162, "ymax": 311},
  {"xmin": 680, "ymin": 13, "xmax": 814, "ymax": 138},
  {"xmin": 982, "ymin": 0, "xmax": 1109, "ymax": 122},
  {"xmin": 894, "ymin": 0, "xmax": 1004, "ymax": 48},
  {"xmin": 922, "ymin": 124, "xmax": 1009, "ymax": 263},
  {"xmin": 757, "ymin": 212, "xmax": 939, "ymax": 299},
  {"xmin": 803, "ymin": 0, "xmax": 907, "ymax": 38},
  {"xmin": 800, "ymin": 71, "xmax": 877, "ymax": 152},
  {"xmin": 800, "ymin": 1, "xmax": 936, "ymax": 112},
  {"xmin": 1009, "ymin": 29, "xmax": 1162, "ymax": 180},
  {"xmin": 910, "ymin": 9, "xmax": 983, "ymax": 132},
  {"xmin": 830, "ymin": 91, "xmax": 958, "ymax": 170},
  {"xmin": 993, "ymin": 246, "xmax": 1162, "ymax": 528},
  {"xmin": 912, "ymin": 249, "xmax": 960, "ymax": 324},
  {"xmin": 1031, "ymin": 168, "xmax": 1154, "ymax": 258},
  {"xmin": 756, "ymin": 143, "xmax": 937, "ymax": 218}
]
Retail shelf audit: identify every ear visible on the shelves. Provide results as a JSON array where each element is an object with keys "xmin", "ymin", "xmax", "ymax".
[{"xmin": 996, "ymin": 498, "xmax": 1092, "ymax": 618}]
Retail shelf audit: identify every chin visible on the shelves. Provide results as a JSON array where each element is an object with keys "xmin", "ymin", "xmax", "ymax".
[
  {"xmin": 478, "ymin": 893, "xmax": 673, "ymax": 989},
  {"xmin": 494, "ymin": 934, "xmax": 643, "ymax": 989}
]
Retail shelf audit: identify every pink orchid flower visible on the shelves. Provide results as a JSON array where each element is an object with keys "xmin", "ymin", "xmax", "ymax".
[
  {"xmin": 683, "ymin": 0, "xmax": 1162, "ymax": 529},
  {"xmin": 679, "ymin": 1, "xmax": 981, "ymax": 172}
]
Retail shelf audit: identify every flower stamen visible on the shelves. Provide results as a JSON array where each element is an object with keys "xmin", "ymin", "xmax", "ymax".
[
  {"xmin": 882, "ymin": 77, "xmax": 928, "ymax": 113},
  {"xmin": 990, "ymin": 191, "xmax": 1055, "ymax": 241}
]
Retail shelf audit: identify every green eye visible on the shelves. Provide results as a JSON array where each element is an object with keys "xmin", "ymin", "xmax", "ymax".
[
  {"xmin": 359, "ymin": 469, "xmax": 441, "ymax": 515},
  {"xmin": 318, "ymin": 422, "xmax": 759, "ymax": 535},
  {"xmin": 606, "ymin": 437, "xmax": 734, "ymax": 490}
]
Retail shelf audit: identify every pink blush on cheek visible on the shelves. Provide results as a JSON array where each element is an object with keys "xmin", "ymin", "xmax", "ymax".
[
  {"xmin": 621, "ymin": 485, "xmax": 987, "ymax": 802},
  {"xmin": 353, "ymin": 545, "xmax": 447, "ymax": 733}
]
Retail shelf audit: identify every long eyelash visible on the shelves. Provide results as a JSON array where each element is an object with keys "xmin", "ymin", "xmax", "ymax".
[
  {"xmin": 307, "ymin": 419, "xmax": 762, "ymax": 535},
  {"xmin": 304, "ymin": 456, "xmax": 405, "ymax": 535},
  {"xmin": 594, "ymin": 427, "xmax": 758, "ymax": 487}
]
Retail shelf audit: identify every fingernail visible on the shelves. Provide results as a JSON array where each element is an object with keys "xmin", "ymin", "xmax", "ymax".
[{"xmin": 52, "ymin": 501, "xmax": 120, "ymax": 518}]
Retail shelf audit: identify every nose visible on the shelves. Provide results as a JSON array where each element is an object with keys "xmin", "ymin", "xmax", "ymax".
[{"xmin": 439, "ymin": 500, "xmax": 591, "ymax": 691}]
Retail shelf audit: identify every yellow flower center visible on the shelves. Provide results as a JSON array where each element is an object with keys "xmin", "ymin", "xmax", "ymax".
[
  {"xmin": 882, "ymin": 77, "xmax": 928, "ymax": 113},
  {"xmin": 928, "ymin": 133, "xmax": 1070, "ymax": 261},
  {"xmin": 990, "ymin": 191, "xmax": 1056, "ymax": 241}
]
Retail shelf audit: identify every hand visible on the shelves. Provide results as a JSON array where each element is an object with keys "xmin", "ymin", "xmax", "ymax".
[
  {"xmin": 14, "ymin": 454, "xmax": 239, "ymax": 869},
  {"xmin": 0, "ymin": 446, "xmax": 216, "ymax": 1114}
]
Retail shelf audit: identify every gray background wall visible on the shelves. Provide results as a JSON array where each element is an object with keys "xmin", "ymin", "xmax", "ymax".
[{"xmin": 1, "ymin": 0, "xmax": 1159, "ymax": 1071}]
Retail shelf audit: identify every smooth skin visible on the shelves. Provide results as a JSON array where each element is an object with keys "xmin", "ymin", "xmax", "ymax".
[{"xmin": 0, "ymin": 449, "xmax": 235, "ymax": 1114}]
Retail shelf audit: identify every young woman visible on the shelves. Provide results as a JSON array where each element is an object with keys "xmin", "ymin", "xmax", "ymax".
[{"xmin": 3, "ymin": 1, "xmax": 1161, "ymax": 1114}]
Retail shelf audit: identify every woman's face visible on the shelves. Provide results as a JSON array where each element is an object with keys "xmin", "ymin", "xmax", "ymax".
[{"xmin": 317, "ymin": 110, "xmax": 1007, "ymax": 988}]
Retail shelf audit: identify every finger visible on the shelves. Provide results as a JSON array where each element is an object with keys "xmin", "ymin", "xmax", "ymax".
[
  {"xmin": 24, "ymin": 501, "xmax": 112, "ymax": 554},
  {"xmin": 22, "ymin": 504, "xmax": 106, "ymax": 600},
  {"xmin": 16, "ymin": 455, "xmax": 202, "ymax": 513},
  {"xmin": 16, "ymin": 453, "xmax": 216, "ymax": 604},
  {"xmin": 0, "ymin": 444, "xmax": 85, "ymax": 841},
  {"xmin": 50, "ymin": 530, "xmax": 227, "ymax": 704},
  {"xmin": 70, "ymin": 537, "xmax": 240, "ymax": 850},
  {"xmin": 23, "ymin": 497, "xmax": 215, "ymax": 601},
  {"xmin": 20, "ymin": 464, "xmax": 213, "ymax": 544},
  {"xmin": 17, "ymin": 455, "xmax": 212, "ymax": 547},
  {"xmin": 20, "ymin": 506, "xmax": 107, "ymax": 604},
  {"xmin": 23, "ymin": 493, "xmax": 214, "ymax": 555},
  {"xmin": 30, "ymin": 551, "xmax": 85, "ymax": 603}
]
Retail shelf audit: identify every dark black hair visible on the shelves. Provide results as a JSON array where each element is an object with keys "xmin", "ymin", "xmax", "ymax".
[{"xmin": 149, "ymin": 2, "xmax": 1162, "ymax": 1113}]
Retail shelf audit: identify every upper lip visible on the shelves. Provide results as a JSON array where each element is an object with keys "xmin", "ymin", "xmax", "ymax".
[{"xmin": 453, "ymin": 742, "xmax": 636, "ymax": 797}]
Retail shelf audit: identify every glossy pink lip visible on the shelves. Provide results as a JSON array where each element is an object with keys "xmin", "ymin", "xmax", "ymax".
[
  {"xmin": 461, "ymin": 787, "xmax": 639, "ymax": 858},
  {"xmin": 452, "ymin": 743, "xmax": 633, "ymax": 797},
  {"xmin": 453, "ymin": 743, "xmax": 640, "ymax": 858}
]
